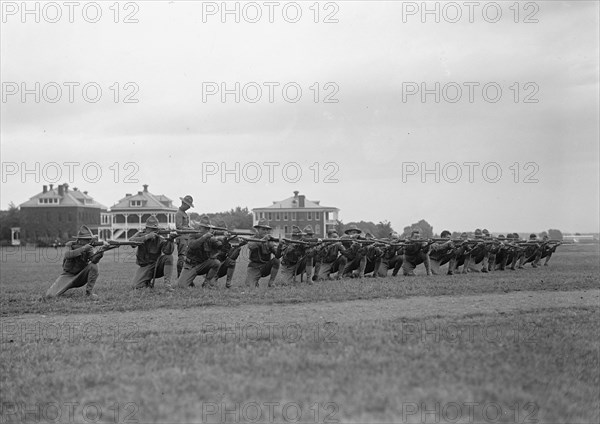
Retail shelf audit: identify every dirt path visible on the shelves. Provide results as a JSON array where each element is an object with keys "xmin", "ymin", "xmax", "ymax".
[{"xmin": 2, "ymin": 289, "xmax": 598, "ymax": 334}]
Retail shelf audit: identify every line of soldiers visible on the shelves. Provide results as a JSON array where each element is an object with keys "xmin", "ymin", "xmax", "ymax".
[{"xmin": 44, "ymin": 195, "xmax": 567, "ymax": 299}]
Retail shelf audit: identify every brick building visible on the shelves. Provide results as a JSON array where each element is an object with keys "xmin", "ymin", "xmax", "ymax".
[
  {"xmin": 100, "ymin": 184, "xmax": 177, "ymax": 240},
  {"xmin": 252, "ymin": 191, "xmax": 339, "ymax": 238},
  {"xmin": 19, "ymin": 183, "xmax": 106, "ymax": 244}
]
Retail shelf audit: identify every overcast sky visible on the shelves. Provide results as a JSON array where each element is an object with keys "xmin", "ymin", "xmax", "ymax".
[{"xmin": 1, "ymin": 0, "xmax": 599, "ymax": 234}]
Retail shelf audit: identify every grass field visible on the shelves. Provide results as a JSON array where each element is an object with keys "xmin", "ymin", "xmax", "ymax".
[{"xmin": 1, "ymin": 244, "xmax": 599, "ymax": 423}]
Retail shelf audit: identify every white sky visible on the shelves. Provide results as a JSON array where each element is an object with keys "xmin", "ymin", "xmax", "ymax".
[{"xmin": 1, "ymin": 0, "xmax": 599, "ymax": 234}]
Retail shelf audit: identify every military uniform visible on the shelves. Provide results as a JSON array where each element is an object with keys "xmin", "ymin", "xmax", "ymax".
[
  {"xmin": 130, "ymin": 217, "xmax": 176, "ymax": 291},
  {"xmin": 214, "ymin": 228, "xmax": 247, "ymax": 288},
  {"xmin": 463, "ymin": 229, "xmax": 490, "ymax": 273},
  {"xmin": 277, "ymin": 226, "xmax": 307, "ymax": 285},
  {"xmin": 428, "ymin": 230, "xmax": 455, "ymax": 276},
  {"xmin": 177, "ymin": 215, "xmax": 222, "ymax": 288},
  {"xmin": 298, "ymin": 225, "xmax": 317, "ymax": 282},
  {"xmin": 245, "ymin": 219, "xmax": 280, "ymax": 287},
  {"xmin": 535, "ymin": 236, "xmax": 559, "ymax": 266},
  {"xmin": 518, "ymin": 234, "xmax": 543, "ymax": 268},
  {"xmin": 500, "ymin": 233, "xmax": 522, "ymax": 271},
  {"xmin": 372, "ymin": 232, "xmax": 403, "ymax": 277},
  {"xmin": 315, "ymin": 230, "xmax": 348, "ymax": 281},
  {"xmin": 341, "ymin": 225, "xmax": 367, "ymax": 278},
  {"xmin": 45, "ymin": 226, "xmax": 104, "ymax": 299},
  {"xmin": 401, "ymin": 230, "xmax": 431, "ymax": 276},
  {"xmin": 362, "ymin": 233, "xmax": 384, "ymax": 277},
  {"xmin": 175, "ymin": 195, "xmax": 194, "ymax": 277}
]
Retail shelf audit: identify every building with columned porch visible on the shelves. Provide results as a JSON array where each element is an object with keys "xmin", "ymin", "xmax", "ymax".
[{"xmin": 99, "ymin": 184, "xmax": 177, "ymax": 240}]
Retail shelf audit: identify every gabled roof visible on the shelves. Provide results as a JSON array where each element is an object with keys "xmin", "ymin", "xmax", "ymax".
[
  {"xmin": 111, "ymin": 188, "xmax": 176, "ymax": 211},
  {"xmin": 20, "ymin": 186, "xmax": 107, "ymax": 209}
]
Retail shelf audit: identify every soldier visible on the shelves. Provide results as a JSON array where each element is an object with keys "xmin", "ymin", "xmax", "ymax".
[
  {"xmin": 401, "ymin": 228, "xmax": 431, "ymax": 276},
  {"xmin": 428, "ymin": 230, "xmax": 456, "ymax": 276},
  {"xmin": 464, "ymin": 229, "xmax": 490, "ymax": 273},
  {"xmin": 451, "ymin": 232, "xmax": 472, "ymax": 274},
  {"xmin": 341, "ymin": 225, "xmax": 367, "ymax": 278},
  {"xmin": 518, "ymin": 233, "xmax": 543, "ymax": 268},
  {"xmin": 299, "ymin": 225, "xmax": 318, "ymax": 282},
  {"xmin": 175, "ymin": 195, "xmax": 194, "ymax": 278},
  {"xmin": 502, "ymin": 233, "xmax": 523, "ymax": 271},
  {"xmin": 277, "ymin": 226, "xmax": 308, "ymax": 285},
  {"xmin": 374, "ymin": 232, "xmax": 403, "ymax": 277},
  {"xmin": 45, "ymin": 225, "xmax": 105, "ymax": 300},
  {"xmin": 214, "ymin": 221, "xmax": 247, "ymax": 289},
  {"xmin": 315, "ymin": 229, "xmax": 348, "ymax": 281},
  {"xmin": 245, "ymin": 219, "xmax": 280, "ymax": 288},
  {"xmin": 362, "ymin": 233, "xmax": 384, "ymax": 277},
  {"xmin": 491, "ymin": 235, "xmax": 509, "ymax": 270},
  {"xmin": 535, "ymin": 235, "xmax": 560, "ymax": 266},
  {"xmin": 177, "ymin": 215, "xmax": 223, "ymax": 288},
  {"xmin": 130, "ymin": 216, "xmax": 177, "ymax": 291}
]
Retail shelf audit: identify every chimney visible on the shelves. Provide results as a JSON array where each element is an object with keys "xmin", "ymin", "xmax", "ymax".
[
  {"xmin": 299, "ymin": 195, "xmax": 305, "ymax": 208},
  {"xmin": 73, "ymin": 187, "xmax": 78, "ymax": 191},
  {"xmin": 138, "ymin": 191, "xmax": 143, "ymax": 195},
  {"xmin": 49, "ymin": 184, "xmax": 54, "ymax": 190},
  {"xmin": 126, "ymin": 193, "xmax": 132, "ymax": 197},
  {"xmin": 143, "ymin": 184, "xmax": 148, "ymax": 192},
  {"xmin": 83, "ymin": 191, "xmax": 88, "ymax": 195},
  {"xmin": 43, "ymin": 185, "xmax": 47, "ymax": 193},
  {"xmin": 63, "ymin": 183, "xmax": 69, "ymax": 192},
  {"xmin": 293, "ymin": 190, "xmax": 299, "ymax": 198},
  {"xmin": 58, "ymin": 185, "xmax": 64, "ymax": 196}
]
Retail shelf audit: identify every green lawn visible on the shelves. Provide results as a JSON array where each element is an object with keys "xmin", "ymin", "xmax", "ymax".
[{"xmin": 0, "ymin": 244, "xmax": 598, "ymax": 316}]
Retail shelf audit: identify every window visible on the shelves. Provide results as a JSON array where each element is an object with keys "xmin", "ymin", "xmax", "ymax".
[
  {"xmin": 130, "ymin": 200, "xmax": 142, "ymax": 207},
  {"xmin": 268, "ymin": 212, "xmax": 272, "ymax": 221},
  {"xmin": 276, "ymin": 213, "xmax": 280, "ymax": 221},
  {"xmin": 260, "ymin": 212, "xmax": 264, "ymax": 219},
  {"xmin": 315, "ymin": 224, "xmax": 320, "ymax": 235},
  {"xmin": 283, "ymin": 213, "xmax": 288, "ymax": 221},
  {"xmin": 315, "ymin": 212, "xmax": 321, "ymax": 220},
  {"xmin": 291, "ymin": 212, "xmax": 297, "ymax": 220},
  {"xmin": 307, "ymin": 212, "xmax": 312, "ymax": 220},
  {"xmin": 284, "ymin": 226, "xmax": 288, "ymax": 234}
]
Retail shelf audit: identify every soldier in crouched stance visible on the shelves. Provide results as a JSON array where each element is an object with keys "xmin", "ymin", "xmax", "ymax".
[
  {"xmin": 130, "ymin": 216, "xmax": 177, "ymax": 292},
  {"xmin": 45, "ymin": 225, "xmax": 105, "ymax": 300},
  {"xmin": 177, "ymin": 215, "xmax": 222, "ymax": 289}
]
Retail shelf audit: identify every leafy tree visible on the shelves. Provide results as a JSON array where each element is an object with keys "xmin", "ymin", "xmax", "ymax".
[
  {"xmin": 548, "ymin": 229, "xmax": 563, "ymax": 240},
  {"xmin": 375, "ymin": 220, "xmax": 394, "ymax": 239},
  {"xmin": 342, "ymin": 220, "xmax": 395, "ymax": 237},
  {"xmin": 335, "ymin": 220, "xmax": 345, "ymax": 235},
  {"xmin": 190, "ymin": 206, "xmax": 253, "ymax": 229},
  {"xmin": 0, "ymin": 202, "xmax": 20, "ymax": 241},
  {"xmin": 401, "ymin": 219, "xmax": 433, "ymax": 239}
]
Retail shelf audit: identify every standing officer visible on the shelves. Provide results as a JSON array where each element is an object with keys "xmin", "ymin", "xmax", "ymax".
[
  {"xmin": 130, "ymin": 216, "xmax": 177, "ymax": 292},
  {"xmin": 175, "ymin": 195, "xmax": 194, "ymax": 278},
  {"xmin": 45, "ymin": 225, "xmax": 106, "ymax": 300},
  {"xmin": 245, "ymin": 219, "xmax": 280, "ymax": 288}
]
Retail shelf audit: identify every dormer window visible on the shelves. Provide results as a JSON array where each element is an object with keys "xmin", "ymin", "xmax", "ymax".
[
  {"xmin": 130, "ymin": 200, "xmax": 143, "ymax": 207},
  {"xmin": 38, "ymin": 198, "xmax": 59, "ymax": 204}
]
